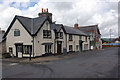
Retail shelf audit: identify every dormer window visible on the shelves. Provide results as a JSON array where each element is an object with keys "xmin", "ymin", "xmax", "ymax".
[
  {"xmin": 14, "ymin": 29, "xmax": 20, "ymax": 36},
  {"xmin": 56, "ymin": 32, "xmax": 63, "ymax": 39}
]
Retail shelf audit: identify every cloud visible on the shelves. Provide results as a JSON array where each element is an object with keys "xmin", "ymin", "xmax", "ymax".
[{"xmin": 0, "ymin": 0, "xmax": 118, "ymax": 38}]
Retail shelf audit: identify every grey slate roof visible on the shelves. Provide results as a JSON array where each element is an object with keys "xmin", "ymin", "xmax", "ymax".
[
  {"xmin": 78, "ymin": 24, "xmax": 100, "ymax": 35},
  {"xmin": 63, "ymin": 25, "xmax": 88, "ymax": 36},
  {"xmin": 3, "ymin": 15, "xmax": 89, "ymax": 38},
  {"xmin": 17, "ymin": 15, "xmax": 49, "ymax": 35},
  {"xmin": 50, "ymin": 24, "xmax": 63, "ymax": 32},
  {"xmin": 3, "ymin": 15, "xmax": 51, "ymax": 38}
]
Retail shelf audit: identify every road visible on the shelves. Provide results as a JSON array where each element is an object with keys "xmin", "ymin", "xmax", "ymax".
[{"xmin": 2, "ymin": 47, "xmax": 119, "ymax": 78}]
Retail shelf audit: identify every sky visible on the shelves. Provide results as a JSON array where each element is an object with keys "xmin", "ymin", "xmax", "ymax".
[{"xmin": 0, "ymin": 0, "xmax": 119, "ymax": 38}]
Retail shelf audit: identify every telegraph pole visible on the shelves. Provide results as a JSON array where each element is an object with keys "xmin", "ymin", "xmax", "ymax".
[{"xmin": 109, "ymin": 29, "xmax": 112, "ymax": 43}]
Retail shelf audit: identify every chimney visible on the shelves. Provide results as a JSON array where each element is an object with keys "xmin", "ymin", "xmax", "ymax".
[
  {"xmin": 42, "ymin": 8, "xmax": 43, "ymax": 12},
  {"xmin": 47, "ymin": 8, "xmax": 48, "ymax": 12},
  {"xmin": 38, "ymin": 8, "xmax": 52, "ymax": 21},
  {"xmin": 74, "ymin": 23, "xmax": 78, "ymax": 29}
]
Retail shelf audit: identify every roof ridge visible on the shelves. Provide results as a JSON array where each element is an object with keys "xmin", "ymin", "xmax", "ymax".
[
  {"xmin": 16, "ymin": 15, "xmax": 32, "ymax": 19},
  {"xmin": 79, "ymin": 24, "xmax": 98, "ymax": 28}
]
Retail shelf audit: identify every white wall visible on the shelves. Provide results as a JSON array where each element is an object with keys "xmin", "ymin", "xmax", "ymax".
[
  {"xmin": 6, "ymin": 19, "xmax": 33, "ymax": 57},
  {"xmin": 66, "ymin": 34, "xmax": 90, "ymax": 52},
  {"xmin": 34, "ymin": 20, "xmax": 55, "ymax": 56},
  {"xmin": 55, "ymin": 28, "xmax": 66, "ymax": 53}
]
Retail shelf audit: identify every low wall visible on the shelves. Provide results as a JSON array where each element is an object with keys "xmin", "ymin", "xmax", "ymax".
[{"xmin": 102, "ymin": 45, "xmax": 120, "ymax": 48}]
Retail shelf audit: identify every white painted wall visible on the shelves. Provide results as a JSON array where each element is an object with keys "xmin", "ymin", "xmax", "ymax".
[
  {"xmin": 34, "ymin": 20, "xmax": 55, "ymax": 56},
  {"xmin": 6, "ymin": 19, "xmax": 33, "ymax": 57},
  {"xmin": 55, "ymin": 28, "xmax": 66, "ymax": 53}
]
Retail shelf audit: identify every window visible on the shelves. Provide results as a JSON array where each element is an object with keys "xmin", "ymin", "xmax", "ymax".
[
  {"xmin": 69, "ymin": 34, "xmax": 73, "ymax": 41},
  {"xmin": 79, "ymin": 36, "xmax": 82, "ymax": 40},
  {"xmin": 14, "ymin": 29, "xmax": 20, "ymax": 36},
  {"xmin": 23, "ymin": 45, "xmax": 32, "ymax": 54},
  {"xmin": 60, "ymin": 32, "xmax": 63, "ymax": 39},
  {"xmin": 45, "ymin": 45, "xmax": 52, "ymax": 53},
  {"xmin": 69, "ymin": 45, "xmax": 73, "ymax": 51},
  {"xmin": 43, "ymin": 30, "xmax": 51, "ymax": 38},
  {"xmin": 56, "ymin": 32, "xmax": 63, "ymax": 39}
]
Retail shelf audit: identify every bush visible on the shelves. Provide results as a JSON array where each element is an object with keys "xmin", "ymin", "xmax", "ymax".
[{"xmin": 2, "ymin": 52, "xmax": 11, "ymax": 58}]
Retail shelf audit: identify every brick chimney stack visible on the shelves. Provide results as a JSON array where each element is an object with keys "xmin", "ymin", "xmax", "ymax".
[
  {"xmin": 74, "ymin": 23, "xmax": 78, "ymax": 29},
  {"xmin": 42, "ymin": 8, "xmax": 43, "ymax": 12},
  {"xmin": 38, "ymin": 8, "xmax": 52, "ymax": 21}
]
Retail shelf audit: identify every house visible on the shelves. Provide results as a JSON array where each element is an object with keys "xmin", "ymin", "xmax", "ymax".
[
  {"xmin": 115, "ymin": 38, "xmax": 120, "ymax": 43},
  {"xmin": 3, "ymin": 8, "xmax": 90, "ymax": 58},
  {"xmin": 78, "ymin": 24, "xmax": 102, "ymax": 50}
]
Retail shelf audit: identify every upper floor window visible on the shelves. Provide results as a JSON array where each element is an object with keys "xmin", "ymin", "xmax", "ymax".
[
  {"xmin": 43, "ymin": 30, "xmax": 51, "ymax": 38},
  {"xmin": 56, "ymin": 32, "xmax": 63, "ymax": 39},
  {"xmin": 14, "ymin": 29, "xmax": 20, "ymax": 36},
  {"xmin": 69, "ymin": 34, "xmax": 73, "ymax": 41},
  {"xmin": 79, "ymin": 36, "xmax": 82, "ymax": 40}
]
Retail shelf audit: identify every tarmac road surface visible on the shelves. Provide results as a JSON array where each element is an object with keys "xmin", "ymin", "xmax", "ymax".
[{"xmin": 2, "ymin": 47, "xmax": 119, "ymax": 78}]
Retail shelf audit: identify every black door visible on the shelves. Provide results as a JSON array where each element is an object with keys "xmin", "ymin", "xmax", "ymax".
[
  {"xmin": 79, "ymin": 40, "xmax": 83, "ymax": 52},
  {"xmin": 57, "ymin": 41, "xmax": 62, "ymax": 55}
]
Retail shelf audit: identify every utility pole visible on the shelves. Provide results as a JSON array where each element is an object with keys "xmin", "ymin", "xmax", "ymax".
[{"xmin": 109, "ymin": 29, "xmax": 112, "ymax": 43}]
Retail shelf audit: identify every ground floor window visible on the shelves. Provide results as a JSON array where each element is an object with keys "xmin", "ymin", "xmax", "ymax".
[
  {"xmin": 23, "ymin": 45, "xmax": 32, "ymax": 54},
  {"xmin": 69, "ymin": 45, "xmax": 73, "ymax": 51},
  {"xmin": 45, "ymin": 45, "xmax": 52, "ymax": 53}
]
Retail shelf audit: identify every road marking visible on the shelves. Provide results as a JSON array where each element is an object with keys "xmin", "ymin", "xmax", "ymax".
[{"xmin": 10, "ymin": 63, "xmax": 18, "ymax": 66}]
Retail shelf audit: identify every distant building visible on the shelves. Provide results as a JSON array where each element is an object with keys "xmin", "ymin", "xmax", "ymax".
[{"xmin": 78, "ymin": 24, "xmax": 102, "ymax": 49}]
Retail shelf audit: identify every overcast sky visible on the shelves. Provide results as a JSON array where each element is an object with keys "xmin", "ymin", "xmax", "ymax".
[{"xmin": 0, "ymin": 0, "xmax": 119, "ymax": 38}]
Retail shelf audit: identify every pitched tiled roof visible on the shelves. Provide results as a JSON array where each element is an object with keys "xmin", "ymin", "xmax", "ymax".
[
  {"xmin": 17, "ymin": 15, "xmax": 50, "ymax": 35},
  {"xmin": 78, "ymin": 24, "xmax": 100, "ymax": 35},
  {"xmin": 3, "ymin": 15, "xmax": 51, "ymax": 38},
  {"xmin": 50, "ymin": 23, "xmax": 88, "ymax": 36},
  {"xmin": 63, "ymin": 25, "xmax": 88, "ymax": 36}
]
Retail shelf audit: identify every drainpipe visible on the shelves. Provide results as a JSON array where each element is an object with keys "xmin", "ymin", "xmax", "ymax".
[
  {"xmin": 30, "ymin": 18, "xmax": 33, "ymax": 60},
  {"xmin": 54, "ymin": 30, "xmax": 56, "ymax": 55},
  {"xmin": 33, "ymin": 36, "xmax": 34, "ymax": 58},
  {"xmin": 66, "ymin": 34, "xmax": 67, "ymax": 53}
]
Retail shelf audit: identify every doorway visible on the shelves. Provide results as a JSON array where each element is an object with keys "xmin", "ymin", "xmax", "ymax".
[
  {"xmin": 15, "ymin": 43, "xmax": 23, "ymax": 58},
  {"xmin": 57, "ymin": 41, "xmax": 62, "ymax": 55}
]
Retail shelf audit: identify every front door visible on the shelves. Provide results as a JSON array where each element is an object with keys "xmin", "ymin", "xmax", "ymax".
[
  {"xmin": 15, "ymin": 43, "xmax": 23, "ymax": 58},
  {"xmin": 79, "ymin": 40, "xmax": 83, "ymax": 52},
  {"xmin": 57, "ymin": 41, "xmax": 62, "ymax": 55}
]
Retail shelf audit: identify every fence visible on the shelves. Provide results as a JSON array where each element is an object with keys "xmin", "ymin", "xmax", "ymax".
[{"xmin": 102, "ymin": 43, "xmax": 120, "ymax": 48}]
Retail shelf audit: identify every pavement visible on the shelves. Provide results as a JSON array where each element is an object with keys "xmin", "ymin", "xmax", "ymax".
[
  {"xmin": 2, "ymin": 49, "xmax": 103, "ymax": 63},
  {"xmin": 2, "ymin": 47, "xmax": 119, "ymax": 78}
]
